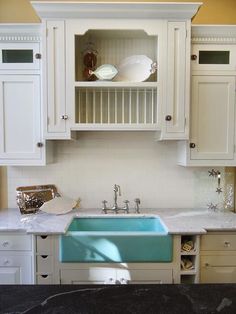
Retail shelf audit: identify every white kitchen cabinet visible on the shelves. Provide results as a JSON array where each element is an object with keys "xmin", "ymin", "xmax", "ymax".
[
  {"xmin": 178, "ymin": 25, "xmax": 236, "ymax": 166},
  {"xmin": 0, "ymin": 24, "xmax": 49, "ymax": 166},
  {"xmin": 179, "ymin": 75, "xmax": 235, "ymax": 164},
  {"xmin": 60, "ymin": 266, "xmax": 173, "ymax": 285},
  {"xmin": 200, "ymin": 233, "xmax": 236, "ymax": 283},
  {"xmin": 32, "ymin": 1, "xmax": 201, "ymax": 140},
  {"xmin": 35, "ymin": 235, "xmax": 55, "ymax": 285},
  {"xmin": 160, "ymin": 21, "xmax": 190, "ymax": 140},
  {"xmin": 0, "ymin": 233, "xmax": 34, "ymax": 284},
  {"xmin": 44, "ymin": 20, "xmax": 70, "ymax": 139},
  {"xmin": 36, "ymin": 234, "xmax": 179, "ymax": 285},
  {"xmin": 0, "ymin": 75, "xmax": 45, "ymax": 165}
]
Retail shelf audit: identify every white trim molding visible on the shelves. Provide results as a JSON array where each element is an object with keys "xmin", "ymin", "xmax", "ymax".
[
  {"xmin": 192, "ymin": 25, "xmax": 236, "ymax": 44},
  {"xmin": 0, "ymin": 24, "xmax": 41, "ymax": 42},
  {"xmin": 31, "ymin": 1, "xmax": 202, "ymax": 20}
]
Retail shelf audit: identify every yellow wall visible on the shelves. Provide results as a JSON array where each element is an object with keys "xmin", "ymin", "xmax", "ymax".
[
  {"xmin": 0, "ymin": 0, "xmax": 236, "ymax": 24},
  {"xmin": 0, "ymin": 167, "xmax": 7, "ymax": 209}
]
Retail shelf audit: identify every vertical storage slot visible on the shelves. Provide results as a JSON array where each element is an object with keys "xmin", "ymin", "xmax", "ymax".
[{"xmin": 75, "ymin": 87, "xmax": 158, "ymax": 128}]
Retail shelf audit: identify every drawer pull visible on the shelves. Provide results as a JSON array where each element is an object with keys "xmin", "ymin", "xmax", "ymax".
[
  {"xmin": 224, "ymin": 241, "xmax": 231, "ymax": 247},
  {"xmin": 205, "ymin": 263, "xmax": 210, "ymax": 267},
  {"xmin": 41, "ymin": 275, "xmax": 48, "ymax": 278},
  {"xmin": 2, "ymin": 241, "xmax": 9, "ymax": 247},
  {"xmin": 3, "ymin": 259, "xmax": 10, "ymax": 265},
  {"xmin": 41, "ymin": 255, "xmax": 48, "ymax": 259},
  {"xmin": 120, "ymin": 278, "xmax": 129, "ymax": 284},
  {"xmin": 40, "ymin": 235, "xmax": 48, "ymax": 239}
]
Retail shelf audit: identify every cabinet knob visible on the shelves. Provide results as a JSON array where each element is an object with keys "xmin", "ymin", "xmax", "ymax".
[
  {"xmin": 189, "ymin": 143, "xmax": 196, "ymax": 149},
  {"xmin": 120, "ymin": 278, "xmax": 128, "ymax": 284},
  {"xmin": 61, "ymin": 115, "xmax": 68, "ymax": 120},
  {"xmin": 37, "ymin": 142, "xmax": 43, "ymax": 148},
  {"xmin": 3, "ymin": 259, "xmax": 10, "ymax": 265},
  {"xmin": 2, "ymin": 241, "xmax": 9, "ymax": 247},
  {"xmin": 205, "ymin": 263, "xmax": 210, "ymax": 267},
  {"xmin": 35, "ymin": 53, "xmax": 42, "ymax": 59},
  {"xmin": 224, "ymin": 241, "xmax": 230, "ymax": 247},
  {"xmin": 165, "ymin": 115, "xmax": 172, "ymax": 121},
  {"xmin": 191, "ymin": 55, "xmax": 197, "ymax": 61}
]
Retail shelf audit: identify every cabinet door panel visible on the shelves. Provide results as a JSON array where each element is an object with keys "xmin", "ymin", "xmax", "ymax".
[
  {"xmin": 46, "ymin": 20, "xmax": 68, "ymax": 137},
  {"xmin": 60, "ymin": 268, "xmax": 116, "ymax": 284},
  {"xmin": 163, "ymin": 21, "xmax": 188, "ymax": 139},
  {"xmin": 0, "ymin": 255, "xmax": 32, "ymax": 284},
  {"xmin": 117, "ymin": 269, "xmax": 173, "ymax": 284},
  {"xmin": 201, "ymin": 264, "xmax": 236, "ymax": 283},
  {"xmin": 0, "ymin": 267, "xmax": 20, "ymax": 284},
  {"xmin": 0, "ymin": 75, "xmax": 42, "ymax": 160},
  {"xmin": 190, "ymin": 76, "xmax": 235, "ymax": 160}
]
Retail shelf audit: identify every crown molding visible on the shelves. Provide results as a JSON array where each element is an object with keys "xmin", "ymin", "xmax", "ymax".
[
  {"xmin": 0, "ymin": 24, "xmax": 41, "ymax": 42},
  {"xmin": 31, "ymin": 1, "xmax": 202, "ymax": 20},
  {"xmin": 191, "ymin": 25, "xmax": 236, "ymax": 44}
]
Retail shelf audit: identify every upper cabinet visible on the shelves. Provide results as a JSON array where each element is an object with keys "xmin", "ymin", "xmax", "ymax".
[
  {"xmin": 31, "ymin": 1, "xmax": 201, "ymax": 140},
  {"xmin": 178, "ymin": 25, "xmax": 236, "ymax": 166},
  {"xmin": 0, "ymin": 25, "xmax": 49, "ymax": 166}
]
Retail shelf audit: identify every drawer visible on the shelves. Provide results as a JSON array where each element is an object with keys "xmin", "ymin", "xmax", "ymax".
[
  {"xmin": 36, "ymin": 235, "xmax": 53, "ymax": 253},
  {"xmin": 36, "ymin": 255, "xmax": 53, "ymax": 273},
  {"xmin": 0, "ymin": 234, "xmax": 32, "ymax": 251},
  {"xmin": 201, "ymin": 234, "xmax": 236, "ymax": 251},
  {"xmin": 37, "ymin": 274, "xmax": 53, "ymax": 285}
]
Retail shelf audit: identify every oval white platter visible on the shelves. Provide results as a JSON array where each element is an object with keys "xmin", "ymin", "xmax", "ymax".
[{"xmin": 115, "ymin": 55, "xmax": 156, "ymax": 82}]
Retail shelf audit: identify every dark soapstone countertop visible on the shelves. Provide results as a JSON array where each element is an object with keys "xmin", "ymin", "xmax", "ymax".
[{"xmin": 0, "ymin": 284, "xmax": 236, "ymax": 314}]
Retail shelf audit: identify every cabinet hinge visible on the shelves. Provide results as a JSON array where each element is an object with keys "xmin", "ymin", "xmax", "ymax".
[
  {"xmin": 234, "ymin": 145, "xmax": 236, "ymax": 153},
  {"xmin": 186, "ymin": 29, "xmax": 188, "ymax": 39},
  {"xmin": 46, "ymin": 28, "xmax": 48, "ymax": 37}
]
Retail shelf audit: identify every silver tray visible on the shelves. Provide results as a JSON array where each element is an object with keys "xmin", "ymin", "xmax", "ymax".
[{"xmin": 16, "ymin": 184, "xmax": 58, "ymax": 214}]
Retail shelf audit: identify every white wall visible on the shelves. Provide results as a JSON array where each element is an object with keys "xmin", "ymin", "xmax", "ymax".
[{"xmin": 7, "ymin": 132, "xmax": 229, "ymax": 210}]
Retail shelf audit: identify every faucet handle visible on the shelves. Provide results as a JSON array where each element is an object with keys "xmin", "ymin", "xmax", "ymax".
[
  {"xmin": 102, "ymin": 200, "xmax": 108, "ymax": 214},
  {"xmin": 134, "ymin": 198, "xmax": 141, "ymax": 213},
  {"xmin": 123, "ymin": 200, "xmax": 129, "ymax": 213}
]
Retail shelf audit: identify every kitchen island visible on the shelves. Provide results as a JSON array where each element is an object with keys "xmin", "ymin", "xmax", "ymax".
[{"xmin": 0, "ymin": 284, "xmax": 236, "ymax": 314}]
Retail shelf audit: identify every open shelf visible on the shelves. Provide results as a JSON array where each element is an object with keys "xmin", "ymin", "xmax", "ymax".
[{"xmin": 180, "ymin": 235, "xmax": 200, "ymax": 283}]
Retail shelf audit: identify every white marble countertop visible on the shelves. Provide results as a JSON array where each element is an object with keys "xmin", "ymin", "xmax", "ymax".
[{"xmin": 1, "ymin": 207, "xmax": 236, "ymax": 235}]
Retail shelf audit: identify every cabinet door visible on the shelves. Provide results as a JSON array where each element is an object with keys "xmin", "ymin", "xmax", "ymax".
[
  {"xmin": 162, "ymin": 21, "xmax": 188, "ymax": 139},
  {"xmin": 0, "ymin": 255, "xmax": 33, "ymax": 284},
  {"xmin": 191, "ymin": 44, "xmax": 236, "ymax": 71},
  {"xmin": 190, "ymin": 76, "xmax": 235, "ymax": 160},
  {"xmin": 201, "ymin": 255, "xmax": 236, "ymax": 283},
  {"xmin": 0, "ymin": 75, "xmax": 44, "ymax": 165},
  {"xmin": 45, "ymin": 20, "xmax": 70, "ymax": 138},
  {"xmin": 117, "ymin": 269, "xmax": 173, "ymax": 284},
  {"xmin": 0, "ymin": 42, "xmax": 40, "ymax": 70},
  {"xmin": 60, "ymin": 268, "xmax": 117, "ymax": 284}
]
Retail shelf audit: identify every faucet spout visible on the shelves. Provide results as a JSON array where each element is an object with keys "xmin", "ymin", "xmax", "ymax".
[{"xmin": 112, "ymin": 184, "xmax": 121, "ymax": 211}]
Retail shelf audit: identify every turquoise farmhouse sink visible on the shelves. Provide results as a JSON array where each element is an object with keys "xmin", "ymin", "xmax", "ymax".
[{"xmin": 59, "ymin": 216, "xmax": 173, "ymax": 263}]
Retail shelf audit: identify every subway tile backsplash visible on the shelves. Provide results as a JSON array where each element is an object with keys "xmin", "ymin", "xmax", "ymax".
[{"xmin": 7, "ymin": 132, "xmax": 233, "ymax": 211}]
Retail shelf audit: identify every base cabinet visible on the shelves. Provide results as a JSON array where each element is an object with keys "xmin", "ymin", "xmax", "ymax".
[
  {"xmin": 200, "ymin": 233, "xmax": 236, "ymax": 283},
  {"xmin": 60, "ymin": 267, "xmax": 173, "ymax": 285},
  {"xmin": 0, "ymin": 255, "xmax": 32, "ymax": 284},
  {"xmin": 0, "ymin": 233, "xmax": 33, "ymax": 284}
]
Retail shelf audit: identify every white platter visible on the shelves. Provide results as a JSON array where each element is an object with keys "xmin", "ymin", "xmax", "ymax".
[
  {"xmin": 40, "ymin": 196, "xmax": 77, "ymax": 215},
  {"xmin": 115, "ymin": 55, "xmax": 157, "ymax": 82}
]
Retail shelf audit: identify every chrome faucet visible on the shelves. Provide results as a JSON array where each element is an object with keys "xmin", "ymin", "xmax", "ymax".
[
  {"xmin": 102, "ymin": 184, "xmax": 129, "ymax": 214},
  {"xmin": 134, "ymin": 198, "xmax": 141, "ymax": 213},
  {"xmin": 112, "ymin": 184, "xmax": 121, "ymax": 211}
]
